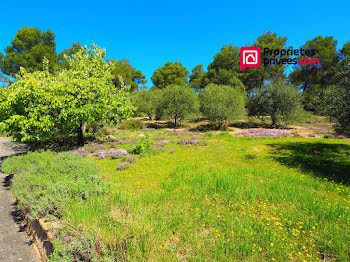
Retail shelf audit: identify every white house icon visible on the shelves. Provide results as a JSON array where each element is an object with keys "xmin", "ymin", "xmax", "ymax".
[{"xmin": 243, "ymin": 50, "xmax": 258, "ymax": 64}]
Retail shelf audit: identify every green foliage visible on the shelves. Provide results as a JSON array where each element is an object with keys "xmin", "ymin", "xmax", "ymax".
[
  {"xmin": 156, "ymin": 85, "xmax": 199, "ymax": 126},
  {"xmin": 131, "ymin": 136, "xmax": 153, "ymax": 155},
  {"xmin": 132, "ymin": 88, "xmax": 161, "ymax": 119},
  {"xmin": 320, "ymin": 50, "xmax": 350, "ymax": 135},
  {"xmin": 289, "ymin": 36, "xmax": 338, "ymax": 109},
  {"xmin": 50, "ymin": 233, "xmax": 114, "ymax": 262},
  {"xmin": 0, "ymin": 44, "xmax": 134, "ymax": 145},
  {"xmin": 189, "ymin": 64, "xmax": 208, "ymax": 90},
  {"xmin": 118, "ymin": 119, "xmax": 146, "ymax": 130},
  {"xmin": 109, "ymin": 58, "xmax": 147, "ymax": 91},
  {"xmin": 1, "ymin": 151, "xmax": 108, "ymax": 219},
  {"xmin": 151, "ymin": 62, "xmax": 189, "ymax": 89},
  {"xmin": 0, "ymin": 27, "xmax": 57, "ymax": 75},
  {"xmin": 248, "ymin": 81, "xmax": 305, "ymax": 126},
  {"xmin": 241, "ymin": 31, "xmax": 289, "ymax": 92},
  {"xmin": 206, "ymin": 45, "xmax": 241, "ymax": 87},
  {"xmin": 199, "ymin": 84, "xmax": 245, "ymax": 127},
  {"xmin": 322, "ymin": 86, "xmax": 350, "ymax": 136},
  {"xmin": 57, "ymin": 42, "xmax": 82, "ymax": 69},
  {"xmin": 206, "ymin": 32, "xmax": 288, "ymax": 93}
]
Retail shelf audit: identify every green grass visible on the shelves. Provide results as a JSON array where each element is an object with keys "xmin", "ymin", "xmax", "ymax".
[{"xmin": 4, "ymin": 131, "xmax": 350, "ymax": 261}]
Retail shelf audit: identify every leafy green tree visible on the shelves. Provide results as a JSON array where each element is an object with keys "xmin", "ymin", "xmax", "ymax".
[
  {"xmin": 289, "ymin": 36, "xmax": 338, "ymax": 109},
  {"xmin": 0, "ymin": 44, "xmax": 134, "ymax": 145},
  {"xmin": 132, "ymin": 88, "xmax": 161, "ymax": 119},
  {"xmin": 57, "ymin": 42, "xmax": 82, "ymax": 69},
  {"xmin": 206, "ymin": 44, "xmax": 241, "ymax": 87},
  {"xmin": 322, "ymin": 55, "xmax": 350, "ymax": 135},
  {"xmin": 156, "ymin": 85, "xmax": 198, "ymax": 126},
  {"xmin": 322, "ymin": 87, "xmax": 350, "ymax": 135},
  {"xmin": 151, "ymin": 62, "xmax": 189, "ymax": 89},
  {"xmin": 248, "ymin": 81, "xmax": 304, "ymax": 126},
  {"xmin": 110, "ymin": 59, "xmax": 147, "ymax": 91},
  {"xmin": 0, "ymin": 27, "xmax": 57, "ymax": 75},
  {"xmin": 200, "ymin": 84, "xmax": 245, "ymax": 127},
  {"xmin": 189, "ymin": 64, "xmax": 208, "ymax": 90},
  {"xmin": 206, "ymin": 32, "xmax": 288, "ymax": 93},
  {"xmin": 240, "ymin": 32, "xmax": 289, "ymax": 93},
  {"xmin": 340, "ymin": 42, "xmax": 350, "ymax": 60}
]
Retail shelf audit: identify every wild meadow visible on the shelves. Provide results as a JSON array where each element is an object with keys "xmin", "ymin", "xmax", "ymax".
[
  {"xmin": 4, "ymin": 127, "xmax": 349, "ymax": 261},
  {"xmin": 1, "ymin": 27, "xmax": 350, "ymax": 262}
]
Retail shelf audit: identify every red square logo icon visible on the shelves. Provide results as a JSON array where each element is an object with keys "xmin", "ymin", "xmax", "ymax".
[{"xmin": 240, "ymin": 47, "xmax": 261, "ymax": 71}]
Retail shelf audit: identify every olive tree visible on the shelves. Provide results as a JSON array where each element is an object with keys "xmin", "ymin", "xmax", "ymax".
[
  {"xmin": 199, "ymin": 84, "xmax": 245, "ymax": 127},
  {"xmin": 156, "ymin": 85, "xmax": 199, "ymax": 127},
  {"xmin": 247, "ymin": 81, "xmax": 304, "ymax": 126},
  {"xmin": 132, "ymin": 88, "xmax": 161, "ymax": 119},
  {"xmin": 0, "ymin": 44, "xmax": 134, "ymax": 145}
]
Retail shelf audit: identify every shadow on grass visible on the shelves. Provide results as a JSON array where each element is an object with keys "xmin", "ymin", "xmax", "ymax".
[
  {"xmin": 28, "ymin": 135, "xmax": 97, "ymax": 152},
  {"xmin": 269, "ymin": 142, "xmax": 350, "ymax": 184},
  {"xmin": 146, "ymin": 121, "xmax": 176, "ymax": 129}
]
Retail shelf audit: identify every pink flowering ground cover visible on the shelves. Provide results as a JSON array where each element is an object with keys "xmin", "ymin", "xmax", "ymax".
[{"xmin": 236, "ymin": 128, "xmax": 291, "ymax": 137}]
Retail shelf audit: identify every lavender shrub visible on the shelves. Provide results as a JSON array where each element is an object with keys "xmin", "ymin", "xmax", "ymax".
[{"xmin": 236, "ymin": 129, "xmax": 290, "ymax": 137}]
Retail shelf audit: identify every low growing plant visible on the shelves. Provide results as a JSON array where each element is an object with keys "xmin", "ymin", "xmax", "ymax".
[{"xmin": 1, "ymin": 151, "xmax": 108, "ymax": 219}]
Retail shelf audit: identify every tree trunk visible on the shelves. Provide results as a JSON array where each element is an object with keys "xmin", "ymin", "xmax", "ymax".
[
  {"xmin": 77, "ymin": 122, "xmax": 84, "ymax": 146},
  {"xmin": 271, "ymin": 115, "xmax": 277, "ymax": 127}
]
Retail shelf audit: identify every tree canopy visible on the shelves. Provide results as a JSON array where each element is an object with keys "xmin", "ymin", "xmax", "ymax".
[
  {"xmin": 156, "ymin": 85, "xmax": 198, "ymax": 126},
  {"xmin": 289, "ymin": 36, "xmax": 338, "ymax": 109},
  {"xmin": 0, "ymin": 44, "xmax": 134, "ymax": 145},
  {"xmin": 57, "ymin": 42, "xmax": 83, "ymax": 69},
  {"xmin": 151, "ymin": 62, "xmax": 189, "ymax": 89},
  {"xmin": 199, "ymin": 84, "xmax": 245, "ymax": 127},
  {"xmin": 248, "ymin": 81, "xmax": 305, "ymax": 126},
  {"xmin": 189, "ymin": 64, "xmax": 208, "ymax": 90},
  {"xmin": 110, "ymin": 59, "xmax": 147, "ymax": 91},
  {"xmin": 0, "ymin": 27, "xmax": 57, "ymax": 75}
]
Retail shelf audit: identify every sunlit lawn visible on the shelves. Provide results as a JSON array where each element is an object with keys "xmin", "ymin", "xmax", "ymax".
[{"xmin": 66, "ymin": 132, "xmax": 350, "ymax": 261}]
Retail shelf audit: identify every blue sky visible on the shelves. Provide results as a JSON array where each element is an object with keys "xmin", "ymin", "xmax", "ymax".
[{"xmin": 1, "ymin": 0, "xmax": 349, "ymax": 87}]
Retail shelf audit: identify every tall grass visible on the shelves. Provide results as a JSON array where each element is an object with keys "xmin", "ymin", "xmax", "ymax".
[{"xmin": 3, "ymin": 133, "xmax": 350, "ymax": 261}]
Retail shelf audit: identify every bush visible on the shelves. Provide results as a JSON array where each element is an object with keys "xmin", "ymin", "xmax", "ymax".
[
  {"xmin": 248, "ymin": 81, "xmax": 305, "ymax": 126},
  {"xmin": 156, "ymin": 85, "xmax": 199, "ymax": 127},
  {"xmin": 131, "ymin": 136, "xmax": 153, "ymax": 155},
  {"xmin": 118, "ymin": 119, "xmax": 146, "ymax": 130},
  {"xmin": 199, "ymin": 84, "xmax": 245, "ymax": 127},
  {"xmin": 1, "ymin": 151, "xmax": 108, "ymax": 219},
  {"xmin": 116, "ymin": 162, "xmax": 130, "ymax": 171}
]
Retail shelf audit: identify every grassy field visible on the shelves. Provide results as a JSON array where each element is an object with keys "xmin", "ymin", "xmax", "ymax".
[{"xmin": 3, "ymin": 128, "xmax": 350, "ymax": 261}]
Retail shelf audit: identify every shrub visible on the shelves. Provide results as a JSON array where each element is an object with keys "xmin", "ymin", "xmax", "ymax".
[
  {"xmin": 125, "ymin": 156, "xmax": 137, "ymax": 163},
  {"xmin": 156, "ymin": 140, "xmax": 170, "ymax": 146},
  {"xmin": 1, "ymin": 151, "xmax": 108, "ymax": 219},
  {"xmin": 131, "ymin": 136, "xmax": 153, "ymax": 155},
  {"xmin": 118, "ymin": 119, "xmax": 146, "ymax": 130},
  {"xmin": 248, "ymin": 81, "xmax": 305, "ymax": 126},
  {"xmin": 116, "ymin": 162, "xmax": 130, "ymax": 171},
  {"xmin": 92, "ymin": 148, "xmax": 127, "ymax": 159},
  {"xmin": 235, "ymin": 129, "xmax": 290, "ymax": 137},
  {"xmin": 156, "ymin": 85, "xmax": 199, "ymax": 127},
  {"xmin": 199, "ymin": 84, "xmax": 246, "ymax": 127}
]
